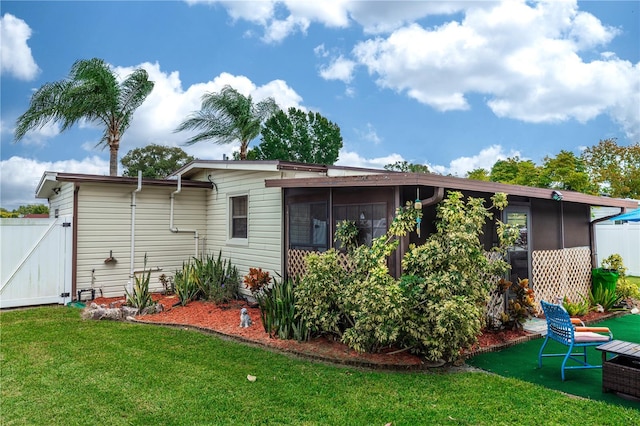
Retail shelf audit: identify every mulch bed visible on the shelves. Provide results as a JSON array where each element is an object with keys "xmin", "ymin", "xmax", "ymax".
[{"xmin": 89, "ymin": 293, "xmax": 548, "ymax": 370}]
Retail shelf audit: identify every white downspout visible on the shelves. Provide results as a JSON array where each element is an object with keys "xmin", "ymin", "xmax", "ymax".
[
  {"xmin": 128, "ymin": 171, "xmax": 142, "ymax": 294},
  {"xmin": 170, "ymin": 174, "xmax": 199, "ymax": 258}
]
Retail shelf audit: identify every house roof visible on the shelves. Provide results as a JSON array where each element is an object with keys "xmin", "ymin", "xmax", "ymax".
[
  {"xmin": 265, "ymin": 172, "xmax": 638, "ymax": 209},
  {"xmin": 170, "ymin": 160, "xmax": 388, "ymax": 179},
  {"xmin": 36, "ymin": 171, "xmax": 213, "ymax": 199}
]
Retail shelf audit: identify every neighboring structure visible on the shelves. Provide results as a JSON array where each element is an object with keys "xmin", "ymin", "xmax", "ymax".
[{"xmin": 23, "ymin": 161, "xmax": 638, "ymax": 307}]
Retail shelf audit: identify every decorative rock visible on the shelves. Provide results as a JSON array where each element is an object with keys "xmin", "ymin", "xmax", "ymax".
[{"xmin": 121, "ymin": 306, "xmax": 139, "ymax": 317}]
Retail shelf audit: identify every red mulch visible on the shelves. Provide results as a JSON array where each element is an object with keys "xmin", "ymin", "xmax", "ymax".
[{"xmin": 90, "ymin": 293, "xmax": 535, "ymax": 369}]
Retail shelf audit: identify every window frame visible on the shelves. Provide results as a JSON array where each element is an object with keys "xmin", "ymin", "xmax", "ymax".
[{"xmin": 228, "ymin": 193, "xmax": 249, "ymax": 244}]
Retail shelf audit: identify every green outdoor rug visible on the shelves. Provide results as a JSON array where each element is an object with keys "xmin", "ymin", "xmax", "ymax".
[{"xmin": 467, "ymin": 314, "xmax": 640, "ymax": 410}]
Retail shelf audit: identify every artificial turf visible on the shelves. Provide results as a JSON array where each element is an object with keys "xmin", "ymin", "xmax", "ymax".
[{"xmin": 467, "ymin": 314, "xmax": 640, "ymax": 410}]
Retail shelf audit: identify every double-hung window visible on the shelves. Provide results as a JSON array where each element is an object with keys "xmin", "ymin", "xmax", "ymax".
[{"xmin": 230, "ymin": 195, "xmax": 248, "ymax": 239}]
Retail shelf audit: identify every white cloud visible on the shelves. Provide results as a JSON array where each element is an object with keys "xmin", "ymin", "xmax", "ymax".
[
  {"xmin": 14, "ymin": 121, "xmax": 61, "ymax": 146},
  {"xmin": 0, "ymin": 156, "xmax": 109, "ymax": 210},
  {"xmin": 110, "ymin": 63, "xmax": 304, "ymax": 159},
  {"xmin": 350, "ymin": 1, "xmax": 639, "ymax": 138},
  {"xmin": 348, "ymin": 1, "xmax": 467, "ymax": 34},
  {"xmin": 185, "ymin": 1, "xmax": 638, "ymax": 139},
  {"xmin": 335, "ymin": 149, "xmax": 401, "ymax": 170},
  {"xmin": 337, "ymin": 143, "xmax": 523, "ymax": 177},
  {"xmin": 0, "ymin": 13, "xmax": 40, "ymax": 80},
  {"xmin": 319, "ymin": 55, "xmax": 356, "ymax": 83},
  {"xmin": 429, "ymin": 145, "xmax": 521, "ymax": 177},
  {"xmin": 354, "ymin": 123, "xmax": 382, "ymax": 145}
]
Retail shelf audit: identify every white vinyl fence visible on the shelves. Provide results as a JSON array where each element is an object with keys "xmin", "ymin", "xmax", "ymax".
[
  {"xmin": 595, "ymin": 221, "xmax": 640, "ymax": 276},
  {"xmin": 1, "ymin": 217, "xmax": 72, "ymax": 308}
]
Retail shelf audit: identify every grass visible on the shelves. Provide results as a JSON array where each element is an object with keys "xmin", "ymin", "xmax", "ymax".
[
  {"xmin": 1, "ymin": 307, "xmax": 638, "ymax": 425},
  {"xmin": 627, "ymin": 275, "xmax": 640, "ymax": 288}
]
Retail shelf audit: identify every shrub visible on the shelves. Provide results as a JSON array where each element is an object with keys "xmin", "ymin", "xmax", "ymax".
[
  {"xmin": 400, "ymin": 192, "xmax": 517, "ymax": 361},
  {"xmin": 193, "ymin": 252, "xmax": 240, "ymax": 303},
  {"xmin": 297, "ymin": 192, "xmax": 517, "ymax": 363},
  {"xmin": 243, "ymin": 267, "xmax": 272, "ymax": 295},
  {"xmin": 125, "ymin": 254, "xmax": 154, "ymax": 312},
  {"xmin": 616, "ymin": 278, "xmax": 640, "ymax": 300},
  {"xmin": 494, "ymin": 278, "xmax": 536, "ymax": 331},
  {"xmin": 257, "ymin": 277, "xmax": 309, "ymax": 341},
  {"xmin": 173, "ymin": 262, "xmax": 200, "ymax": 306},
  {"xmin": 158, "ymin": 273, "xmax": 174, "ymax": 295},
  {"xmin": 562, "ymin": 294, "xmax": 591, "ymax": 316},
  {"xmin": 601, "ymin": 254, "xmax": 640, "ymax": 300},
  {"xmin": 589, "ymin": 285, "xmax": 624, "ymax": 312},
  {"xmin": 295, "ymin": 250, "xmax": 352, "ymax": 338}
]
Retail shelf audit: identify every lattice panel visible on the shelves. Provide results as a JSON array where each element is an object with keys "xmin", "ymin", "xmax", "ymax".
[
  {"xmin": 531, "ymin": 247, "xmax": 591, "ymax": 311},
  {"xmin": 483, "ymin": 251, "xmax": 506, "ymax": 326},
  {"xmin": 287, "ymin": 249, "xmax": 352, "ymax": 278}
]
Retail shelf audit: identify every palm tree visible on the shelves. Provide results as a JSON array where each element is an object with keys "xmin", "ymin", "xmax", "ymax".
[
  {"xmin": 14, "ymin": 58, "xmax": 154, "ymax": 176},
  {"xmin": 175, "ymin": 85, "xmax": 278, "ymax": 160}
]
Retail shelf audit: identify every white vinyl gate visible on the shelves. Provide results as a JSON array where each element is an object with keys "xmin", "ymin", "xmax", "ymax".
[{"xmin": 0, "ymin": 217, "xmax": 72, "ymax": 308}]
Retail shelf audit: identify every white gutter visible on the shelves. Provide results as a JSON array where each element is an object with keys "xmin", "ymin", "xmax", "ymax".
[
  {"xmin": 170, "ymin": 173, "xmax": 199, "ymax": 258},
  {"xmin": 128, "ymin": 171, "xmax": 142, "ymax": 293}
]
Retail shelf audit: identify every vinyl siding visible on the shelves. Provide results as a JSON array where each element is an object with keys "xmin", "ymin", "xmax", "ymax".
[
  {"xmin": 49, "ymin": 183, "xmax": 74, "ymax": 217},
  {"xmin": 194, "ymin": 169, "xmax": 285, "ymax": 294},
  {"xmin": 75, "ymin": 183, "xmax": 208, "ymax": 297}
]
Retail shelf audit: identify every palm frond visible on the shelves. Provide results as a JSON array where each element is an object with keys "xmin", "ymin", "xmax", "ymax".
[
  {"xmin": 14, "ymin": 81, "xmax": 73, "ymax": 140},
  {"xmin": 175, "ymin": 84, "xmax": 279, "ymax": 155}
]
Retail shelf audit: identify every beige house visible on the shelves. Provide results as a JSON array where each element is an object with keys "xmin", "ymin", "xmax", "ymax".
[
  {"xmin": 35, "ymin": 161, "xmax": 383, "ymax": 299},
  {"xmin": 34, "ymin": 160, "xmax": 637, "ymax": 306}
]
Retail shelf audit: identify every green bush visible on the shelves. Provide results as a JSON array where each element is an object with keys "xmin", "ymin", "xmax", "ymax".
[
  {"xmin": 297, "ymin": 192, "xmax": 517, "ymax": 363},
  {"xmin": 125, "ymin": 254, "xmax": 154, "ymax": 311},
  {"xmin": 257, "ymin": 277, "xmax": 308, "ymax": 341},
  {"xmin": 192, "ymin": 252, "xmax": 240, "ymax": 303},
  {"xmin": 400, "ymin": 192, "xmax": 516, "ymax": 361},
  {"xmin": 589, "ymin": 285, "xmax": 624, "ymax": 312},
  {"xmin": 173, "ymin": 252, "xmax": 241, "ymax": 306},
  {"xmin": 296, "ymin": 250, "xmax": 352, "ymax": 337},
  {"xmin": 601, "ymin": 254, "xmax": 640, "ymax": 300},
  {"xmin": 562, "ymin": 294, "xmax": 591, "ymax": 316},
  {"xmin": 173, "ymin": 262, "xmax": 200, "ymax": 306}
]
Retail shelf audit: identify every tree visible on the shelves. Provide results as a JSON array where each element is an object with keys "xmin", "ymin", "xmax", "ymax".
[
  {"xmin": 466, "ymin": 168, "xmax": 490, "ymax": 181},
  {"xmin": 490, "ymin": 157, "xmax": 540, "ymax": 186},
  {"xmin": 1, "ymin": 204, "xmax": 49, "ymax": 218},
  {"xmin": 121, "ymin": 144, "xmax": 194, "ymax": 178},
  {"xmin": 538, "ymin": 150, "xmax": 597, "ymax": 194},
  {"xmin": 248, "ymin": 108, "xmax": 343, "ymax": 164},
  {"xmin": 15, "ymin": 58, "xmax": 154, "ymax": 176},
  {"xmin": 384, "ymin": 161, "xmax": 430, "ymax": 173},
  {"xmin": 581, "ymin": 138, "xmax": 640, "ymax": 199},
  {"xmin": 175, "ymin": 85, "xmax": 278, "ymax": 160}
]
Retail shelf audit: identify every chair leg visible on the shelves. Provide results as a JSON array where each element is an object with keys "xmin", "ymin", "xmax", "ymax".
[
  {"xmin": 560, "ymin": 342, "xmax": 576, "ymax": 381},
  {"xmin": 538, "ymin": 337, "xmax": 549, "ymax": 368}
]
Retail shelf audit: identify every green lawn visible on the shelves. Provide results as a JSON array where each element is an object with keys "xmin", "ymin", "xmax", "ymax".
[{"xmin": 1, "ymin": 307, "xmax": 638, "ymax": 425}]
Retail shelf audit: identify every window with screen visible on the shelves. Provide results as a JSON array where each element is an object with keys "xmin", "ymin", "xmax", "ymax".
[
  {"xmin": 230, "ymin": 195, "xmax": 248, "ymax": 239},
  {"xmin": 333, "ymin": 203, "xmax": 386, "ymax": 247},
  {"xmin": 289, "ymin": 202, "xmax": 328, "ymax": 251}
]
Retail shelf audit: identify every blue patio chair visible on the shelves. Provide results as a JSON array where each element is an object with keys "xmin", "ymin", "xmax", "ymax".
[{"xmin": 538, "ymin": 300, "xmax": 613, "ymax": 381}]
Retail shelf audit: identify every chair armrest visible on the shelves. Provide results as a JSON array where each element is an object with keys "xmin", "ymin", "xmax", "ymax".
[
  {"xmin": 575, "ymin": 327, "xmax": 611, "ymax": 333},
  {"xmin": 570, "ymin": 318, "xmax": 585, "ymax": 326}
]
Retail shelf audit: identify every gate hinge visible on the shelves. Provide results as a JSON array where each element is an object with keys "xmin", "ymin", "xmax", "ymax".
[
  {"xmin": 60, "ymin": 292, "xmax": 70, "ymax": 297},
  {"xmin": 62, "ymin": 222, "xmax": 71, "ymax": 227}
]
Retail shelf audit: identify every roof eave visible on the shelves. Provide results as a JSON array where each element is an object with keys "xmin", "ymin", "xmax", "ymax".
[{"xmin": 265, "ymin": 173, "xmax": 638, "ymax": 209}]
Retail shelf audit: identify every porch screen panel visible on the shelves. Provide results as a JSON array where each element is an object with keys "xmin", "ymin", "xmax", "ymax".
[
  {"xmin": 334, "ymin": 202, "xmax": 387, "ymax": 247},
  {"xmin": 289, "ymin": 202, "xmax": 328, "ymax": 251}
]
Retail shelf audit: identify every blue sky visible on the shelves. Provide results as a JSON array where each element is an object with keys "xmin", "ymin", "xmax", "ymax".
[{"xmin": 1, "ymin": 0, "xmax": 638, "ymax": 210}]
